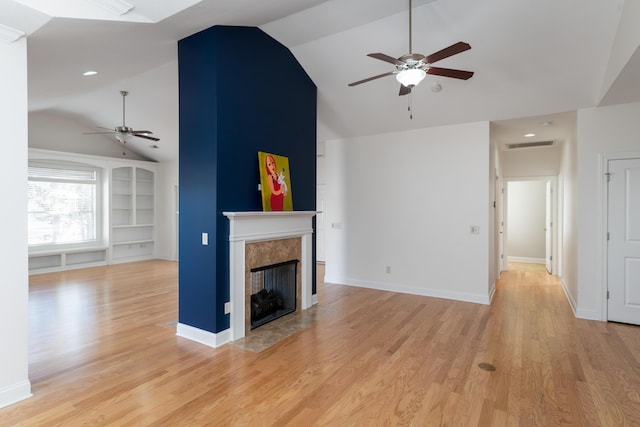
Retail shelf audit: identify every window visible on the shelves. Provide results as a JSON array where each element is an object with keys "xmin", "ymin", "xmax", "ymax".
[{"xmin": 28, "ymin": 161, "xmax": 102, "ymax": 247}]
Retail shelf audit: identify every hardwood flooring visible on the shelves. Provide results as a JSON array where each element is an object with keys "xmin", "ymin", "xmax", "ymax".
[
  {"xmin": 508, "ymin": 262, "xmax": 549, "ymax": 274},
  {"xmin": 2, "ymin": 260, "xmax": 640, "ymax": 426}
]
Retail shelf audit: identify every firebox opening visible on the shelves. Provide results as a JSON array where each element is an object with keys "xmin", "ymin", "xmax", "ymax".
[{"xmin": 250, "ymin": 259, "xmax": 298, "ymax": 330}]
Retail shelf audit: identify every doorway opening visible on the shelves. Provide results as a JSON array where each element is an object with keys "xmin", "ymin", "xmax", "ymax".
[{"xmin": 503, "ymin": 177, "xmax": 557, "ymax": 274}]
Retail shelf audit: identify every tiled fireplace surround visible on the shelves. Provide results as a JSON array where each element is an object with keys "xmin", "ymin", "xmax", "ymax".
[
  {"xmin": 245, "ymin": 238, "xmax": 302, "ymax": 333},
  {"xmin": 224, "ymin": 211, "xmax": 316, "ymax": 343}
]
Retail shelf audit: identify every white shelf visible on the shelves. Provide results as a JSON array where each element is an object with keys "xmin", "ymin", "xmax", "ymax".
[
  {"xmin": 29, "ymin": 247, "xmax": 108, "ymax": 274},
  {"xmin": 111, "ymin": 241, "xmax": 154, "ymax": 260},
  {"xmin": 113, "ymin": 239, "xmax": 154, "ymax": 245},
  {"xmin": 110, "ymin": 166, "xmax": 156, "ymax": 262}
]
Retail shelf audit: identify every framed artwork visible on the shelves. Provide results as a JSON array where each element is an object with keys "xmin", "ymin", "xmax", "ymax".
[{"xmin": 258, "ymin": 151, "xmax": 293, "ymax": 211}]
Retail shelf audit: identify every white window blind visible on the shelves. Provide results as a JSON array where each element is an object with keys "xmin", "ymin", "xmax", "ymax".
[{"xmin": 28, "ymin": 162, "xmax": 100, "ymax": 247}]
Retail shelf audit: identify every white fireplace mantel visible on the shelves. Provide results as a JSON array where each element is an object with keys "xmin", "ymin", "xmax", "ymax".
[{"xmin": 223, "ymin": 211, "xmax": 317, "ymax": 341}]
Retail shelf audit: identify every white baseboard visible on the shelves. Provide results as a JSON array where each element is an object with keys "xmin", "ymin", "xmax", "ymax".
[
  {"xmin": 560, "ymin": 277, "xmax": 578, "ymax": 317},
  {"xmin": 507, "ymin": 256, "xmax": 546, "ymax": 264},
  {"xmin": 325, "ymin": 276, "xmax": 491, "ymax": 305},
  {"xmin": 0, "ymin": 379, "xmax": 32, "ymax": 409},
  {"xmin": 575, "ymin": 307, "xmax": 601, "ymax": 321},
  {"xmin": 559, "ymin": 278, "xmax": 602, "ymax": 321},
  {"xmin": 176, "ymin": 323, "xmax": 231, "ymax": 348},
  {"xmin": 488, "ymin": 282, "xmax": 496, "ymax": 303}
]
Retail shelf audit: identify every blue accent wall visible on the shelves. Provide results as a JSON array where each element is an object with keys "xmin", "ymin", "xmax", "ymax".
[{"xmin": 178, "ymin": 26, "xmax": 317, "ymax": 334}]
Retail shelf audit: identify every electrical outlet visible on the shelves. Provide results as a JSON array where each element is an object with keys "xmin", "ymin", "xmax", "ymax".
[
  {"xmin": 470, "ymin": 226, "xmax": 480, "ymax": 234},
  {"xmin": 202, "ymin": 232, "xmax": 208, "ymax": 245}
]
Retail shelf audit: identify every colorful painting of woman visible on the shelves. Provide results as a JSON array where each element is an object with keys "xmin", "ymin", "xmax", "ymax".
[
  {"xmin": 266, "ymin": 154, "xmax": 286, "ymax": 210},
  {"xmin": 258, "ymin": 151, "xmax": 293, "ymax": 211}
]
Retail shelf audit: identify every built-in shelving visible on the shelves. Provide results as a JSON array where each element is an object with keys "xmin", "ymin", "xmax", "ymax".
[
  {"xmin": 110, "ymin": 166, "xmax": 155, "ymax": 263},
  {"xmin": 27, "ymin": 149, "xmax": 159, "ymax": 274},
  {"xmin": 29, "ymin": 247, "xmax": 108, "ymax": 273}
]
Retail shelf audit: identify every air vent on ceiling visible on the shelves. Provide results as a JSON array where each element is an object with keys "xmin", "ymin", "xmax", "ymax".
[{"xmin": 506, "ymin": 140, "xmax": 555, "ymax": 149}]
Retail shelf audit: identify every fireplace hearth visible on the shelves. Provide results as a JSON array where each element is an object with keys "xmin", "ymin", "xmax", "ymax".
[{"xmin": 250, "ymin": 260, "xmax": 298, "ymax": 329}]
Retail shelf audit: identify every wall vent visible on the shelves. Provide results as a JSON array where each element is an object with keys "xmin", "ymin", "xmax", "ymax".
[{"xmin": 506, "ymin": 140, "xmax": 555, "ymax": 149}]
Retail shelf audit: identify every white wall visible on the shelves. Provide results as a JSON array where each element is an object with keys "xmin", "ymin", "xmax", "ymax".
[
  {"xmin": 599, "ymin": 0, "xmax": 640, "ymax": 100},
  {"xmin": 316, "ymin": 140, "xmax": 326, "ymax": 262},
  {"xmin": 325, "ymin": 122, "xmax": 491, "ymax": 304},
  {"xmin": 559, "ymin": 126, "xmax": 578, "ymax": 314},
  {"xmin": 0, "ymin": 38, "xmax": 32, "ymax": 408},
  {"xmin": 506, "ymin": 180, "xmax": 547, "ymax": 262},
  {"xmin": 501, "ymin": 145, "xmax": 562, "ymax": 177},
  {"xmin": 156, "ymin": 160, "xmax": 178, "ymax": 260},
  {"xmin": 29, "ymin": 111, "xmax": 149, "ymax": 161},
  {"xmin": 577, "ymin": 101, "xmax": 640, "ymax": 320}
]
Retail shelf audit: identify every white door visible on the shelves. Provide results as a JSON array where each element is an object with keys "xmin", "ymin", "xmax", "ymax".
[
  {"xmin": 545, "ymin": 180, "xmax": 552, "ymax": 274},
  {"xmin": 608, "ymin": 158, "xmax": 640, "ymax": 325}
]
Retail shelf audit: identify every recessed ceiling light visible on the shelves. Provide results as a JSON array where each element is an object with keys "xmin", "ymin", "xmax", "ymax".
[
  {"xmin": 524, "ymin": 133, "xmax": 536, "ymax": 138},
  {"xmin": 83, "ymin": 70, "xmax": 98, "ymax": 76},
  {"xmin": 541, "ymin": 121, "xmax": 553, "ymax": 126}
]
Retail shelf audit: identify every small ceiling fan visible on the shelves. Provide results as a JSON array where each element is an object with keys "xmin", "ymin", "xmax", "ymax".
[
  {"xmin": 348, "ymin": 0, "xmax": 474, "ymax": 96},
  {"xmin": 85, "ymin": 90, "xmax": 160, "ymax": 145}
]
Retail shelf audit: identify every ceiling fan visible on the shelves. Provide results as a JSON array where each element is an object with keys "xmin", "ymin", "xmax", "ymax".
[
  {"xmin": 85, "ymin": 90, "xmax": 160, "ymax": 145},
  {"xmin": 348, "ymin": 0, "xmax": 474, "ymax": 96}
]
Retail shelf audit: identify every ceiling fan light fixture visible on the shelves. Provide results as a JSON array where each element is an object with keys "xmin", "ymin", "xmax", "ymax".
[
  {"xmin": 116, "ymin": 133, "xmax": 128, "ymax": 143},
  {"xmin": 396, "ymin": 68, "xmax": 426, "ymax": 88}
]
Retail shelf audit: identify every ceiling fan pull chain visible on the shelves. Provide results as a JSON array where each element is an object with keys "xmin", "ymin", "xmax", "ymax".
[{"xmin": 408, "ymin": 92, "xmax": 413, "ymax": 119}]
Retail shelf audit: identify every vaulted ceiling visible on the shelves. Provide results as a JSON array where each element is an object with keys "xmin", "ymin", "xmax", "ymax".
[{"xmin": 3, "ymin": 0, "xmax": 639, "ymax": 162}]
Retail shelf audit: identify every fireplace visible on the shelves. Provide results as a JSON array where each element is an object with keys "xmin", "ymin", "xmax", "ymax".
[
  {"xmin": 223, "ymin": 211, "xmax": 316, "ymax": 341},
  {"xmin": 250, "ymin": 260, "xmax": 298, "ymax": 329}
]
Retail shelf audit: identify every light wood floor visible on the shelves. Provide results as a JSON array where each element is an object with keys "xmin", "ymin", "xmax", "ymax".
[
  {"xmin": 2, "ymin": 260, "xmax": 640, "ymax": 426},
  {"xmin": 508, "ymin": 262, "xmax": 549, "ymax": 274}
]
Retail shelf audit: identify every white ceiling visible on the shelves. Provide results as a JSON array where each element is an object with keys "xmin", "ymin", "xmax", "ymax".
[{"xmin": 3, "ymin": 0, "xmax": 639, "ymax": 162}]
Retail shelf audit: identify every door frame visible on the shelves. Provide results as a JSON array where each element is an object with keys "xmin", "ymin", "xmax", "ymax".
[
  {"xmin": 502, "ymin": 176, "xmax": 558, "ymax": 273},
  {"xmin": 495, "ymin": 170, "xmax": 505, "ymax": 276},
  {"xmin": 545, "ymin": 180, "xmax": 553, "ymax": 274},
  {"xmin": 601, "ymin": 152, "xmax": 640, "ymax": 321}
]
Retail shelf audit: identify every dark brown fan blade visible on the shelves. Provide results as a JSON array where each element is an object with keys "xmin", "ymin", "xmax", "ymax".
[
  {"xmin": 131, "ymin": 130, "xmax": 153, "ymax": 134},
  {"xmin": 427, "ymin": 67, "xmax": 474, "ymax": 80},
  {"xmin": 399, "ymin": 85, "xmax": 411, "ymax": 96},
  {"xmin": 367, "ymin": 53, "xmax": 404, "ymax": 66},
  {"xmin": 425, "ymin": 42, "xmax": 471, "ymax": 64},
  {"xmin": 348, "ymin": 71, "xmax": 395, "ymax": 87},
  {"xmin": 133, "ymin": 133, "xmax": 160, "ymax": 142}
]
